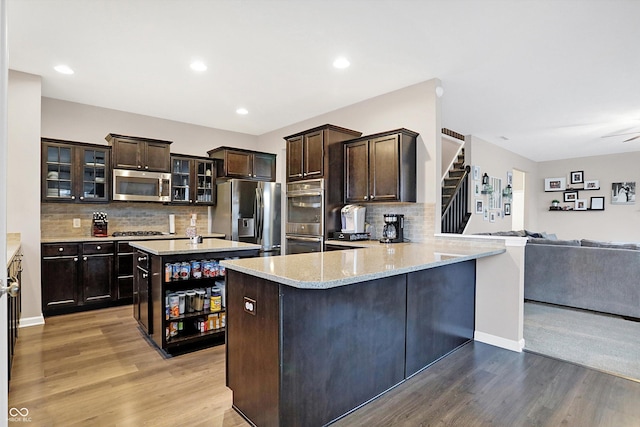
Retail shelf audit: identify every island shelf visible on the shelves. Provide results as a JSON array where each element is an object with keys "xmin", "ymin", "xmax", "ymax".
[{"xmin": 130, "ymin": 238, "xmax": 260, "ymax": 355}]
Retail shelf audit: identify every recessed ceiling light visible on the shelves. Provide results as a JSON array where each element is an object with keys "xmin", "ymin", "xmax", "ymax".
[
  {"xmin": 190, "ymin": 61, "xmax": 207, "ymax": 72},
  {"xmin": 236, "ymin": 108, "xmax": 248, "ymax": 115},
  {"xmin": 54, "ymin": 64, "xmax": 74, "ymax": 75},
  {"xmin": 333, "ymin": 57, "xmax": 350, "ymax": 69}
]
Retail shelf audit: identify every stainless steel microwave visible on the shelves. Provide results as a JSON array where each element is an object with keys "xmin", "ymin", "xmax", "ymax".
[{"xmin": 112, "ymin": 169, "xmax": 171, "ymax": 202}]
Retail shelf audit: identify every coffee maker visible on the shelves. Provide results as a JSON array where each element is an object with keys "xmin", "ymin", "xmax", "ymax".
[
  {"xmin": 341, "ymin": 205, "xmax": 366, "ymax": 233},
  {"xmin": 380, "ymin": 214, "xmax": 404, "ymax": 243}
]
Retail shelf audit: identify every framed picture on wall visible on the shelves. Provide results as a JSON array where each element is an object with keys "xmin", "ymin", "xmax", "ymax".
[
  {"xmin": 472, "ymin": 165, "xmax": 480, "ymax": 181},
  {"xmin": 575, "ymin": 199, "xmax": 588, "ymax": 211},
  {"xmin": 483, "ymin": 208, "xmax": 489, "ymax": 221},
  {"xmin": 611, "ymin": 182, "xmax": 636, "ymax": 205},
  {"xmin": 544, "ymin": 177, "xmax": 566, "ymax": 192},
  {"xmin": 504, "ymin": 203, "xmax": 511, "ymax": 215},
  {"xmin": 590, "ymin": 196, "xmax": 605, "ymax": 210},
  {"xmin": 570, "ymin": 170, "xmax": 584, "ymax": 184},
  {"xmin": 585, "ymin": 180, "xmax": 600, "ymax": 190},
  {"xmin": 563, "ymin": 191, "xmax": 578, "ymax": 202},
  {"xmin": 489, "ymin": 211, "xmax": 496, "ymax": 222},
  {"xmin": 475, "ymin": 199, "xmax": 484, "ymax": 214}
]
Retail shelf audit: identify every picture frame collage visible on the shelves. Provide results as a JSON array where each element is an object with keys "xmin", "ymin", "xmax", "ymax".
[
  {"xmin": 472, "ymin": 165, "xmax": 511, "ymax": 221},
  {"xmin": 545, "ymin": 169, "xmax": 635, "ymax": 210}
]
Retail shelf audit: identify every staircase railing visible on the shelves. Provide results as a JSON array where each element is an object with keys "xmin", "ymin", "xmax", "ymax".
[{"xmin": 441, "ymin": 165, "xmax": 470, "ymax": 234}]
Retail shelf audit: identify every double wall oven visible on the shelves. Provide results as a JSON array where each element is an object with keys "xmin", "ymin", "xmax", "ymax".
[{"xmin": 285, "ymin": 179, "xmax": 324, "ymax": 254}]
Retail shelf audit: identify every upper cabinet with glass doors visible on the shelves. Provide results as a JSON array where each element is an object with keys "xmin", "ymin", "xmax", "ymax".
[
  {"xmin": 170, "ymin": 154, "xmax": 216, "ymax": 205},
  {"xmin": 42, "ymin": 138, "xmax": 110, "ymax": 203}
]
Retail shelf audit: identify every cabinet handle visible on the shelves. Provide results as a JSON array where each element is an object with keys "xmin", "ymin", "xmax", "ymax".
[
  {"xmin": 298, "ymin": 174, "xmax": 303, "ymax": 177},
  {"xmin": 137, "ymin": 165, "xmax": 142, "ymax": 169},
  {"xmin": 370, "ymin": 195, "xmax": 375, "ymax": 199},
  {"xmin": 142, "ymin": 273, "xmax": 148, "ymax": 279},
  {"xmin": 83, "ymin": 256, "xmax": 88, "ymax": 261},
  {"xmin": 145, "ymin": 166, "xmax": 149, "ymax": 170},
  {"xmin": 364, "ymin": 196, "xmax": 368, "ymax": 200},
  {"xmin": 71, "ymin": 195, "xmax": 76, "ymax": 200},
  {"xmin": 189, "ymin": 200, "xmax": 193, "ymax": 203},
  {"xmin": 58, "ymin": 247, "xmax": 64, "ymax": 252},
  {"xmin": 73, "ymin": 257, "xmax": 78, "ymax": 262},
  {"xmin": 137, "ymin": 256, "xmax": 147, "ymax": 262},
  {"xmin": 79, "ymin": 196, "xmax": 84, "ymax": 200},
  {"xmin": 96, "ymin": 245, "xmax": 101, "ymax": 250}
]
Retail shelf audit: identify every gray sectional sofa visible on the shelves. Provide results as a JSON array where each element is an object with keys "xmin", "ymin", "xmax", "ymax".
[
  {"xmin": 524, "ymin": 238, "xmax": 640, "ymax": 319},
  {"xmin": 475, "ymin": 230, "xmax": 640, "ymax": 319}
]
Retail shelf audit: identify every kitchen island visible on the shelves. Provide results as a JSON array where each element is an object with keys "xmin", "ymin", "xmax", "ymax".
[
  {"xmin": 129, "ymin": 238, "xmax": 261, "ymax": 355},
  {"xmin": 221, "ymin": 239, "xmax": 505, "ymax": 427}
]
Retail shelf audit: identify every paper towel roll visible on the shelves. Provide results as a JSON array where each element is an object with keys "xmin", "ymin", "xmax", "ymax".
[{"xmin": 169, "ymin": 214, "xmax": 175, "ymax": 234}]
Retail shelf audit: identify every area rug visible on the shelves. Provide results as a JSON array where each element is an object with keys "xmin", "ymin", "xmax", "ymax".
[{"xmin": 524, "ymin": 301, "xmax": 640, "ymax": 382}]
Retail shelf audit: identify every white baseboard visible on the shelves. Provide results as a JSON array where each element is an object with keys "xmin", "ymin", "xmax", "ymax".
[
  {"xmin": 474, "ymin": 331, "xmax": 524, "ymax": 353},
  {"xmin": 19, "ymin": 315, "xmax": 45, "ymax": 328}
]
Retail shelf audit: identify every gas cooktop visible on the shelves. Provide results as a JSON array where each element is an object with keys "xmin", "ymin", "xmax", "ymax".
[{"xmin": 111, "ymin": 230, "xmax": 165, "ymax": 237}]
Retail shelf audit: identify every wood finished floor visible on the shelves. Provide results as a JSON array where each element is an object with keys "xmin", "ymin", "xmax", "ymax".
[{"xmin": 9, "ymin": 305, "xmax": 640, "ymax": 426}]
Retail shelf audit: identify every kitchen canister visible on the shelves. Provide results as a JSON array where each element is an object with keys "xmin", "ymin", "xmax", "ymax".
[
  {"xmin": 203, "ymin": 288, "xmax": 211, "ymax": 311},
  {"xmin": 168, "ymin": 293, "xmax": 179, "ymax": 318},
  {"xmin": 194, "ymin": 290, "xmax": 205, "ymax": 311},
  {"xmin": 186, "ymin": 290, "xmax": 196, "ymax": 313},
  {"xmin": 176, "ymin": 291, "xmax": 186, "ymax": 314}
]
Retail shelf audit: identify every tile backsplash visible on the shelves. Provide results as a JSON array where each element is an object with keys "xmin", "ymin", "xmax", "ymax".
[
  {"xmin": 363, "ymin": 203, "xmax": 435, "ymax": 243},
  {"xmin": 41, "ymin": 203, "xmax": 209, "ymax": 238},
  {"xmin": 42, "ymin": 201, "xmax": 437, "ymax": 242}
]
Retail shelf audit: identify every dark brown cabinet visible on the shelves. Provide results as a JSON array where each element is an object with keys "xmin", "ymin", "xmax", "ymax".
[
  {"xmin": 41, "ymin": 243, "xmax": 81, "ymax": 314},
  {"xmin": 133, "ymin": 250, "xmax": 151, "ymax": 333},
  {"xmin": 208, "ymin": 146, "xmax": 276, "ymax": 181},
  {"xmin": 170, "ymin": 155, "xmax": 216, "ymax": 205},
  {"xmin": 82, "ymin": 242, "xmax": 115, "ymax": 303},
  {"xmin": 106, "ymin": 133, "xmax": 172, "ymax": 172},
  {"xmin": 344, "ymin": 129, "xmax": 418, "ymax": 203},
  {"xmin": 285, "ymin": 124, "xmax": 361, "ymax": 182},
  {"xmin": 42, "ymin": 138, "xmax": 110, "ymax": 203},
  {"xmin": 41, "ymin": 242, "xmax": 115, "ymax": 316}
]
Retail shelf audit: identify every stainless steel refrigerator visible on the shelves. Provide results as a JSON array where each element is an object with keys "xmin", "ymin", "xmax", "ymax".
[{"xmin": 209, "ymin": 179, "xmax": 281, "ymax": 255}]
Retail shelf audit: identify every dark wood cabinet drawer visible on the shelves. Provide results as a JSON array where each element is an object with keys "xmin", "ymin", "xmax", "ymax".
[
  {"xmin": 82, "ymin": 242, "xmax": 114, "ymax": 255},
  {"xmin": 42, "ymin": 243, "xmax": 80, "ymax": 257}
]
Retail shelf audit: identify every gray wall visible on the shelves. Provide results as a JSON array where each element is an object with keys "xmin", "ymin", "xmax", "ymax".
[
  {"xmin": 8, "ymin": 70, "xmax": 42, "ymax": 324},
  {"xmin": 536, "ymin": 151, "xmax": 640, "ymax": 241},
  {"xmin": 41, "ymin": 97, "xmax": 259, "ymax": 156},
  {"xmin": 464, "ymin": 135, "xmax": 539, "ymax": 235}
]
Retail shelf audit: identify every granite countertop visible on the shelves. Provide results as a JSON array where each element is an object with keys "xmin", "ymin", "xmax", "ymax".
[
  {"xmin": 221, "ymin": 238, "xmax": 505, "ymax": 289},
  {"xmin": 130, "ymin": 238, "xmax": 262, "ymax": 256},
  {"xmin": 7, "ymin": 233, "xmax": 21, "ymax": 268},
  {"xmin": 41, "ymin": 233, "xmax": 225, "ymax": 244}
]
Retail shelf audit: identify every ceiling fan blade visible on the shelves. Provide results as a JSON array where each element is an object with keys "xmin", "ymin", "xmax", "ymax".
[
  {"xmin": 601, "ymin": 131, "xmax": 640, "ymax": 138},
  {"xmin": 623, "ymin": 135, "xmax": 640, "ymax": 143}
]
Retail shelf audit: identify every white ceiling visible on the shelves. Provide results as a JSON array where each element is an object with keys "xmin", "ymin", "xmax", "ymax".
[{"xmin": 7, "ymin": 0, "xmax": 640, "ymax": 162}]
